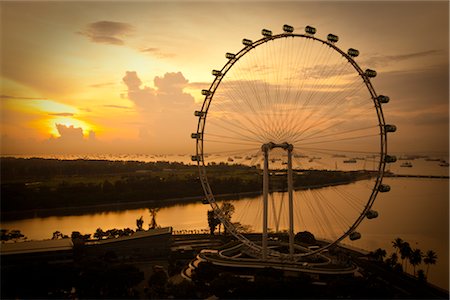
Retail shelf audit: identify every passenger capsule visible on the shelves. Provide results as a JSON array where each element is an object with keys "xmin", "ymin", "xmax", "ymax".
[
  {"xmin": 385, "ymin": 124, "xmax": 397, "ymax": 133},
  {"xmin": 191, "ymin": 155, "xmax": 201, "ymax": 162},
  {"xmin": 261, "ymin": 29, "xmax": 272, "ymax": 37},
  {"xmin": 191, "ymin": 133, "xmax": 201, "ymax": 139},
  {"xmin": 201, "ymin": 89, "xmax": 211, "ymax": 96},
  {"xmin": 377, "ymin": 95, "xmax": 390, "ymax": 104},
  {"xmin": 283, "ymin": 24, "xmax": 294, "ymax": 33},
  {"xmin": 347, "ymin": 48, "xmax": 359, "ymax": 57},
  {"xmin": 242, "ymin": 38, "xmax": 253, "ymax": 46},
  {"xmin": 305, "ymin": 26, "xmax": 316, "ymax": 35},
  {"xmin": 366, "ymin": 210, "xmax": 379, "ymax": 219},
  {"xmin": 349, "ymin": 232, "xmax": 361, "ymax": 241},
  {"xmin": 327, "ymin": 34, "xmax": 339, "ymax": 43},
  {"xmin": 365, "ymin": 69, "xmax": 377, "ymax": 78},
  {"xmin": 385, "ymin": 155, "xmax": 397, "ymax": 163},
  {"xmin": 212, "ymin": 70, "xmax": 222, "ymax": 76},
  {"xmin": 194, "ymin": 110, "xmax": 205, "ymax": 117},
  {"xmin": 378, "ymin": 184, "xmax": 391, "ymax": 193},
  {"xmin": 202, "ymin": 198, "xmax": 209, "ymax": 204},
  {"xmin": 225, "ymin": 52, "xmax": 236, "ymax": 59}
]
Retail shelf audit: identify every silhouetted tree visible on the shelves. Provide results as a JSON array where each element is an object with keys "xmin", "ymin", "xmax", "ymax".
[
  {"xmin": 149, "ymin": 208, "xmax": 160, "ymax": 229},
  {"xmin": 136, "ymin": 216, "xmax": 144, "ymax": 231},
  {"xmin": 423, "ymin": 250, "xmax": 438, "ymax": 278},
  {"xmin": 392, "ymin": 237, "xmax": 404, "ymax": 254},
  {"xmin": 409, "ymin": 248, "xmax": 423, "ymax": 276},
  {"xmin": 207, "ymin": 210, "xmax": 220, "ymax": 235},
  {"xmin": 399, "ymin": 241, "xmax": 412, "ymax": 272},
  {"xmin": 373, "ymin": 248, "xmax": 387, "ymax": 262},
  {"xmin": 220, "ymin": 202, "xmax": 235, "ymax": 235}
]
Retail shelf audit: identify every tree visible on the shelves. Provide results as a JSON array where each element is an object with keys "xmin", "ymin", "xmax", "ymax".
[
  {"xmin": 207, "ymin": 210, "xmax": 220, "ymax": 235},
  {"xmin": 423, "ymin": 250, "xmax": 438, "ymax": 278},
  {"xmin": 220, "ymin": 202, "xmax": 235, "ymax": 235},
  {"xmin": 93, "ymin": 228, "xmax": 105, "ymax": 240},
  {"xmin": 136, "ymin": 216, "xmax": 144, "ymax": 231},
  {"xmin": 399, "ymin": 241, "xmax": 412, "ymax": 272},
  {"xmin": 386, "ymin": 252, "xmax": 399, "ymax": 269},
  {"xmin": 373, "ymin": 248, "xmax": 387, "ymax": 262},
  {"xmin": 409, "ymin": 248, "xmax": 423, "ymax": 276},
  {"xmin": 149, "ymin": 208, "xmax": 160, "ymax": 229},
  {"xmin": 392, "ymin": 237, "xmax": 404, "ymax": 254},
  {"xmin": 52, "ymin": 231, "xmax": 63, "ymax": 240}
]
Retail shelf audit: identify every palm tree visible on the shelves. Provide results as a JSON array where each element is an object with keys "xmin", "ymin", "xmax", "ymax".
[
  {"xmin": 386, "ymin": 252, "xmax": 399, "ymax": 269},
  {"xmin": 373, "ymin": 248, "xmax": 387, "ymax": 262},
  {"xmin": 399, "ymin": 241, "xmax": 412, "ymax": 272},
  {"xmin": 392, "ymin": 237, "xmax": 404, "ymax": 254},
  {"xmin": 409, "ymin": 248, "xmax": 423, "ymax": 276},
  {"xmin": 423, "ymin": 250, "xmax": 438, "ymax": 278}
]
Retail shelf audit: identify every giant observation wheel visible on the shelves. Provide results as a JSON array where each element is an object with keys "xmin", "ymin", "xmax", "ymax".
[{"xmin": 192, "ymin": 25, "xmax": 396, "ymax": 260}]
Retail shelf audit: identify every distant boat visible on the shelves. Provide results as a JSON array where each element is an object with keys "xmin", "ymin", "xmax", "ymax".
[
  {"xmin": 343, "ymin": 159, "xmax": 357, "ymax": 163},
  {"xmin": 400, "ymin": 162, "xmax": 413, "ymax": 168}
]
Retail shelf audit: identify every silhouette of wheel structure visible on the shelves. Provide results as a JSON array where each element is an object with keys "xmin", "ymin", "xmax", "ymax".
[{"xmin": 192, "ymin": 24, "xmax": 396, "ymax": 261}]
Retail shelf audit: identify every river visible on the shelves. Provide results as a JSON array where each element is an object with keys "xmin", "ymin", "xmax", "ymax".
[{"xmin": 2, "ymin": 175, "xmax": 448, "ymax": 290}]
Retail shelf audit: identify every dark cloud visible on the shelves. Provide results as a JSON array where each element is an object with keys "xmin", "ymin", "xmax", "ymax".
[
  {"xmin": 103, "ymin": 104, "xmax": 131, "ymax": 109},
  {"xmin": 1, "ymin": 95, "xmax": 46, "ymax": 100},
  {"xmin": 361, "ymin": 50, "xmax": 442, "ymax": 68},
  {"xmin": 78, "ymin": 21, "xmax": 134, "ymax": 45},
  {"xmin": 49, "ymin": 113, "xmax": 74, "ymax": 117}
]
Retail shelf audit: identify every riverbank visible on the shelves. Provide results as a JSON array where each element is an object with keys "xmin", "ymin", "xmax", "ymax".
[{"xmin": 1, "ymin": 179, "xmax": 359, "ymax": 221}]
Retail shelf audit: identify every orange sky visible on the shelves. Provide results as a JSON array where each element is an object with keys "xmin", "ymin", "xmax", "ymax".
[{"xmin": 0, "ymin": 1, "xmax": 448, "ymax": 155}]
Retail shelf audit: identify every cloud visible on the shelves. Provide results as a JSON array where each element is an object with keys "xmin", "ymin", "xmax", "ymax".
[
  {"xmin": 55, "ymin": 124, "xmax": 84, "ymax": 141},
  {"xmin": 89, "ymin": 82, "xmax": 115, "ymax": 88},
  {"xmin": 362, "ymin": 50, "xmax": 441, "ymax": 68},
  {"xmin": 1, "ymin": 95, "xmax": 46, "ymax": 100},
  {"xmin": 103, "ymin": 104, "xmax": 131, "ymax": 109},
  {"xmin": 141, "ymin": 47, "xmax": 176, "ymax": 59},
  {"xmin": 122, "ymin": 71, "xmax": 194, "ymax": 110},
  {"xmin": 78, "ymin": 21, "xmax": 134, "ymax": 45},
  {"xmin": 49, "ymin": 113, "xmax": 74, "ymax": 117}
]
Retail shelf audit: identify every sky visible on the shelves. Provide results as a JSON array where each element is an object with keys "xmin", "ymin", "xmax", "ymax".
[{"xmin": 0, "ymin": 1, "xmax": 448, "ymax": 155}]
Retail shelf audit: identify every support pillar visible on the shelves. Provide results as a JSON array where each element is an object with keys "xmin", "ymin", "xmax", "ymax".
[
  {"xmin": 287, "ymin": 146, "xmax": 295, "ymax": 259},
  {"xmin": 262, "ymin": 148, "xmax": 269, "ymax": 260}
]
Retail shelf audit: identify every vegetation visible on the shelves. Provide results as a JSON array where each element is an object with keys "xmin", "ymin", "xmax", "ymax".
[
  {"xmin": 370, "ymin": 237, "xmax": 439, "ymax": 283},
  {"xmin": 1, "ymin": 157, "xmax": 374, "ymax": 217}
]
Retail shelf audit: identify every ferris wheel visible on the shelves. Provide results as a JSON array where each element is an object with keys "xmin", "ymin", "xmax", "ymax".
[{"xmin": 192, "ymin": 24, "xmax": 396, "ymax": 260}]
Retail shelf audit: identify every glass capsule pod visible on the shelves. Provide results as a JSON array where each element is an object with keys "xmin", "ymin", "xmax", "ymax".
[
  {"xmin": 327, "ymin": 34, "xmax": 339, "ymax": 43},
  {"xmin": 201, "ymin": 89, "xmax": 211, "ymax": 96},
  {"xmin": 212, "ymin": 69, "xmax": 222, "ymax": 76},
  {"xmin": 385, "ymin": 155, "xmax": 397, "ymax": 163},
  {"xmin": 305, "ymin": 25, "xmax": 316, "ymax": 35},
  {"xmin": 377, "ymin": 95, "xmax": 390, "ymax": 104},
  {"xmin": 378, "ymin": 184, "xmax": 391, "ymax": 193},
  {"xmin": 385, "ymin": 124, "xmax": 397, "ymax": 133},
  {"xmin": 366, "ymin": 210, "xmax": 379, "ymax": 219},
  {"xmin": 365, "ymin": 69, "xmax": 377, "ymax": 78},
  {"xmin": 225, "ymin": 52, "xmax": 236, "ymax": 59},
  {"xmin": 191, "ymin": 133, "xmax": 201, "ymax": 139},
  {"xmin": 194, "ymin": 110, "xmax": 205, "ymax": 117},
  {"xmin": 242, "ymin": 38, "xmax": 253, "ymax": 46},
  {"xmin": 261, "ymin": 29, "xmax": 272, "ymax": 37},
  {"xmin": 283, "ymin": 24, "xmax": 294, "ymax": 33},
  {"xmin": 349, "ymin": 232, "xmax": 361, "ymax": 241},
  {"xmin": 348, "ymin": 48, "xmax": 359, "ymax": 57},
  {"xmin": 191, "ymin": 155, "xmax": 201, "ymax": 162}
]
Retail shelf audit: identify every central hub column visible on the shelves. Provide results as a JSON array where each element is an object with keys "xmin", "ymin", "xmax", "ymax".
[{"xmin": 261, "ymin": 142, "xmax": 294, "ymax": 260}]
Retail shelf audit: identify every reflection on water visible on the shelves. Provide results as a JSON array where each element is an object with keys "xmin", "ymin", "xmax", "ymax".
[{"xmin": 1, "ymin": 178, "xmax": 448, "ymax": 290}]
